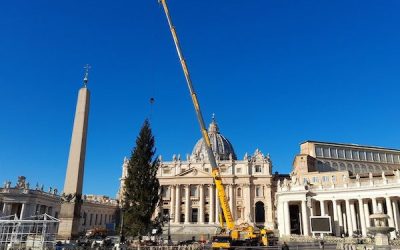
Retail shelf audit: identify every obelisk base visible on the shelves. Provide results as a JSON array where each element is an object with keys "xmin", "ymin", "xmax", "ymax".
[{"xmin": 57, "ymin": 202, "xmax": 82, "ymax": 240}]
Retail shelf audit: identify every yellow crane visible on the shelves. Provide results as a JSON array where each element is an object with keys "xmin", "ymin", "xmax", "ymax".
[{"xmin": 158, "ymin": 0, "xmax": 269, "ymax": 248}]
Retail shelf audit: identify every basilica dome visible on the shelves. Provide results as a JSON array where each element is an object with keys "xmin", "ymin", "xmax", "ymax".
[{"xmin": 191, "ymin": 117, "xmax": 237, "ymax": 161}]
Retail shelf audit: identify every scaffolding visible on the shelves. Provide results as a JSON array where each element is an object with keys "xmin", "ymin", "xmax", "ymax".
[{"xmin": 0, "ymin": 213, "xmax": 59, "ymax": 250}]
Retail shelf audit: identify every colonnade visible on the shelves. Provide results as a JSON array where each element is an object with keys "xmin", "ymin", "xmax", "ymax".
[
  {"xmin": 162, "ymin": 183, "xmax": 270, "ymax": 225},
  {"xmin": 279, "ymin": 196, "xmax": 400, "ymax": 239}
]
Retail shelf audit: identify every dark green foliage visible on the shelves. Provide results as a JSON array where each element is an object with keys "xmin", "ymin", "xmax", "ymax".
[{"xmin": 123, "ymin": 119, "xmax": 161, "ymax": 237}]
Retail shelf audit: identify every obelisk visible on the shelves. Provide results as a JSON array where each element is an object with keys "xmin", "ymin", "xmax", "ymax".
[{"xmin": 58, "ymin": 66, "xmax": 91, "ymax": 240}]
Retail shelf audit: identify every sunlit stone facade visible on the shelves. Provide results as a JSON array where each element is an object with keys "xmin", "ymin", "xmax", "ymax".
[
  {"xmin": 276, "ymin": 141, "xmax": 400, "ymax": 239},
  {"xmin": 0, "ymin": 176, "xmax": 118, "ymax": 234},
  {"xmin": 118, "ymin": 118, "xmax": 276, "ymax": 237}
]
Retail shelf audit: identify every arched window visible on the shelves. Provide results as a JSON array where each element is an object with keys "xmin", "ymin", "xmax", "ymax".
[
  {"xmin": 332, "ymin": 162, "xmax": 339, "ymax": 170},
  {"xmin": 347, "ymin": 163, "xmax": 353, "ymax": 172},
  {"xmin": 338, "ymin": 163, "xmax": 345, "ymax": 171},
  {"xmin": 237, "ymin": 188, "xmax": 242, "ymax": 197},
  {"xmin": 190, "ymin": 186, "xmax": 198, "ymax": 197}
]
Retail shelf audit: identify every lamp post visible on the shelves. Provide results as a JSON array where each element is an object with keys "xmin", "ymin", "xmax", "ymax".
[
  {"xmin": 120, "ymin": 208, "xmax": 125, "ymax": 242},
  {"xmin": 167, "ymin": 213, "xmax": 174, "ymax": 245}
]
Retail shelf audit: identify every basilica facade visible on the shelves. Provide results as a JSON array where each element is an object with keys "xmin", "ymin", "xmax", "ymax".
[{"xmin": 118, "ymin": 118, "xmax": 277, "ymax": 237}]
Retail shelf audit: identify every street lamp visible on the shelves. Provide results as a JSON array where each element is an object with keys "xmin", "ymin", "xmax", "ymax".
[
  {"xmin": 120, "ymin": 208, "xmax": 125, "ymax": 242},
  {"xmin": 166, "ymin": 213, "xmax": 174, "ymax": 245}
]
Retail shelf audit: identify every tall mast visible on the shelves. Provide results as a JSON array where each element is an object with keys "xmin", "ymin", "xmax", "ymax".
[{"xmin": 158, "ymin": 0, "xmax": 234, "ymax": 229}]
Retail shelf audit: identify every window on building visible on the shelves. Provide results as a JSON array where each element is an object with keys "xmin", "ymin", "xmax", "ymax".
[
  {"xmin": 317, "ymin": 161, "xmax": 324, "ymax": 171},
  {"xmin": 205, "ymin": 213, "xmax": 209, "ymax": 223},
  {"xmin": 54, "ymin": 212, "xmax": 59, "ymax": 219},
  {"xmin": 323, "ymin": 147, "xmax": 330, "ymax": 158},
  {"xmin": 359, "ymin": 151, "xmax": 366, "ymax": 161},
  {"xmin": 373, "ymin": 152, "xmax": 379, "ymax": 162},
  {"xmin": 180, "ymin": 213, "xmax": 185, "ymax": 223},
  {"xmin": 163, "ymin": 168, "xmax": 171, "ymax": 174},
  {"xmin": 332, "ymin": 162, "xmax": 338, "ymax": 170},
  {"xmin": 352, "ymin": 151, "xmax": 359, "ymax": 160},
  {"xmin": 367, "ymin": 152, "xmax": 373, "ymax": 161},
  {"xmin": 181, "ymin": 187, "xmax": 186, "ymax": 197},
  {"xmin": 303, "ymin": 177, "xmax": 308, "ymax": 184},
  {"xmin": 345, "ymin": 150, "xmax": 352, "ymax": 159},
  {"xmin": 162, "ymin": 186, "xmax": 169, "ymax": 198},
  {"xmin": 330, "ymin": 148, "xmax": 338, "ymax": 158},
  {"xmin": 338, "ymin": 149, "xmax": 345, "ymax": 159},
  {"xmin": 332, "ymin": 176, "xmax": 337, "ymax": 182},
  {"xmin": 236, "ymin": 168, "xmax": 242, "ymax": 174},
  {"xmin": 322, "ymin": 176, "xmax": 329, "ymax": 182},
  {"xmin": 192, "ymin": 208, "xmax": 198, "ymax": 223},
  {"xmin": 312, "ymin": 176, "xmax": 319, "ymax": 183},
  {"xmin": 316, "ymin": 147, "xmax": 323, "ymax": 157},
  {"xmin": 387, "ymin": 154, "xmax": 393, "ymax": 163},
  {"xmin": 205, "ymin": 186, "xmax": 209, "ymax": 197},
  {"xmin": 324, "ymin": 162, "xmax": 331, "ymax": 171},
  {"xmin": 190, "ymin": 186, "xmax": 198, "ymax": 197},
  {"xmin": 237, "ymin": 207, "xmax": 242, "ymax": 219},
  {"xmin": 163, "ymin": 208, "xmax": 169, "ymax": 215},
  {"xmin": 255, "ymin": 165, "xmax": 262, "ymax": 173},
  {"xmin": 338, "ymin": 163, "xmax": 345, "ymax": 171},
  {"xmin": 204, "ymin": 168, "xmax": 209, "ymax": 172},
  {"xmin": 237, "ymin": 188, "xmax": 242, "ymax": 197},
  {"xmin": 347, "ymin": 163, "xmax": 353, "ymax": 172},
  {"xmin": 369, "ymin": 165, "xmax": 375, "ymax": 173},
  {"xmin": 95, "ymin": 214, "xmax": 98, "ymax": 225},
  {"xmin": 394, "ymin": 155, "xmax": 400, "ymax": 164},
  {"xmin": 379, "ymin": 153, "xmax": 386, "ymax": 163},
  {"xmin": 89, "ymin": 214, "xmax": 92, "ymax": 225}
]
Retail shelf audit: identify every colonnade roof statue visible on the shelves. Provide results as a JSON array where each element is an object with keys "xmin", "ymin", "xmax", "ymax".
[{"xmin": 191, "ymin": 114, "xmax": 237, "ymax": 162}]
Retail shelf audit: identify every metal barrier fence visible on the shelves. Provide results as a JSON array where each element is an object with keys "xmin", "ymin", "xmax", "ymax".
[{"xmin": 0, "ymin": 213, "xmax": 59, "ymax": 250}]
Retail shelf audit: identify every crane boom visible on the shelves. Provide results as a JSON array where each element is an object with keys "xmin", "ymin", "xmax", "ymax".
[{"xmin": 159, "ymin": 0, "xmax": 235, "ymax": 230}]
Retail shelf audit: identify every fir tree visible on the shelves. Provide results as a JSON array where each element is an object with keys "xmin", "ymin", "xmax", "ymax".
[{"xmin": 123, "ymin": 119, "xmax": 161, "ymax": 237}]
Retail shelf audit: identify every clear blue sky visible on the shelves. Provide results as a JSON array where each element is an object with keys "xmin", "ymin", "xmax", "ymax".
[{"xmin": 1, "ymin": 1, "xmax": 399, "ymax": 197}]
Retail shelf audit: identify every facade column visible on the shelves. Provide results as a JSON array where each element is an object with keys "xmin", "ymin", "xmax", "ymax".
[
  {"xmin": 320, "ymin": 200, "xmax": 325, "ymax": 216},
  {"xmin": 284, "ymin": 201, "xmax": 290, "ymax": 235},
  {"xmin": 170, "ymin": 185, "xmax": 176, "ymax": 220},
  {"xmin": 350, "ymin": 201, "xmax": 357, "ymax": 236},
  {"xmin": 20, "ymin": 203, "xmax": 26, "ymax": 219},
  {"xmin": 343, "ymin": 212, "xmax": 348, "ymax": 235},
  {"xmin": 385, "ymin": 196, "xmax": 395, "ymax": 239},
  {"xmin": 209, "ymin": 185, "xmax": 215, "ymax": 224},
  {"xmin": 364, "ymin": 201, "xmax": 370, "ymax": 228},
  {"xmin": 265, "ymin": 184, "xmax": 274, "ymax": 228},
  {"xmin": 392, "ymin": 199, "xmax": 400, "ymax": 231},
  {"xmin": 358, "ymin": 199, "xmax": 367, "ymax": 237},
  {"xmin": 372, "ymin": 197, "xmax": 378, "ymax": 213},
  {"xmin": 244, "ymin": 184, "xmax": 251, "ymax": 222},
  {"xmin": 184, "ymin": 185, "xmax": 190, "ymax": 224},
  {"xmin": 301, "ymin": 200, "xmax": 309, "ymax": 236},
  {"xmin": 229, "ymin": 184, "xmax": 234, "ymax": 220},
  {"xmin": 332, "ymin": 200, "xmax": 339, "ymax": 236},
  {"xmin": 199, "ymin": 185, "xmax": 204, "ymax": 224},
  {"xmin": 174, "ymin": 185, "xmax": 180, "ymax": 223},
  {"xmin": 277, "ymin": 200, "xmax": 285, "ymax": 237},
  {"xmin": 345, "ymin": 199, "xmax": 353, "ymax": 236},
  {"xmin": 337, "ymin": 202, "xmax": 343, "ymax": 236}
]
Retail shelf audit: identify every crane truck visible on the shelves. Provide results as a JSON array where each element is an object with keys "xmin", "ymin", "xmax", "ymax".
[{"xmin": 158, "ymin": 0, "xmax": 270, "ymax": 248}]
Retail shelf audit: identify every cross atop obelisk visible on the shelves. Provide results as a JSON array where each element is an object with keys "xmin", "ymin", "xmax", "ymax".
[{"xmin": 58, "ymin": 66, "xmax": 91, "ymax": 240}]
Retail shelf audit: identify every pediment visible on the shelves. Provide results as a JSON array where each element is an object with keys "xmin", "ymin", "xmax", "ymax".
[{"xmin": 176, "ymin": 168, "xmax": 211, "ymax": 178}]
